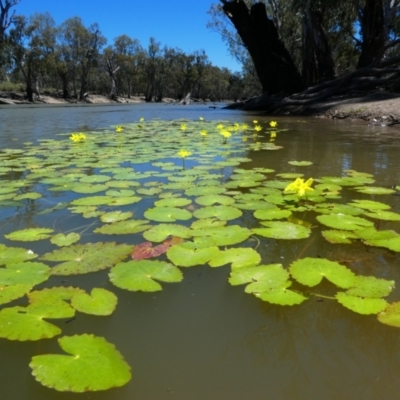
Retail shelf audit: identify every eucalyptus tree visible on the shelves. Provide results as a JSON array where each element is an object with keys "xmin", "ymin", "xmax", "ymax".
[{"xmin": 0, "ymin": 0, "xmax": 19, "ymax": 43}]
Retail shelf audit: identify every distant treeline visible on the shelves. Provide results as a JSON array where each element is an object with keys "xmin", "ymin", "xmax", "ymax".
[{"xmin": 0, "ymin": 4, "xmax": 261, "ymax": 102}]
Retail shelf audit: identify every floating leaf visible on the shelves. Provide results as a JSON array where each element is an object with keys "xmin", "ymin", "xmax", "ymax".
[
  {"xmin": 289, "ymin": 257, "xmax": 355, "ymax": 288},
  {"xmin": 50, "ymin": 233, "xmax": 81, "ymax": 247},
  {"xmin": 0, "ymin": 262, "xmax": 50, "ymax": 286},
  {"xmin": 100, "ymin": 211, "xmax": 133, "ymax": 223},
  {"xmin": 0, "ymin": 284, "xmax": 32, "ymax": 305},
  {"xmin": 354, "ymin": 186, "xmax": 395, "ymax": 195},
  {"xmin": 321, "ymin": 230, "xmax": 359, "ymax": 244},
  {"xmin": 194, "ymin": 195, "xmax": 235, "ymax": 206},
  {"xmin": 190, "ymin": 218, "xmax": 226, "ymax": 230},
  {"xmin": 191, "ymin": 225, "xmax": 251, "ymax": 246},
  {"xmin": 142, "ymin": 224, "xmax": 192, "ymax": 242},
  {"xmin": 378, "ymin": 302, "xmax": 400, "ymax": 327},
  {"xmin": 336, "ymin": 292, "xmax": 387, "ymax": 315},
  {"xmin": 348, "ymin": 200, "xmax": 391, "ymax": 211},
  {"xmin": 29, "ymin": 334, "xmax": 131, "ymax": 392},
  {"xmin": 363, "ymin": 210, "xmax": 400, "ymax": 221},
  {"xmin": 131, "ymin": 241, "xmax": 170, "ymax": 260},
  {"xmin": 253, "ymin": 221, "xmax": 311, "ymax": 239},
  {"xmin": 109, "ymin": 260, "xmax": 182, "ymax": 291},
  {"xmin": 94, "ymin": 220, "xmax": 151, "ymax": 235},
  {"xmin": 193, "ymin": 205, "xmax": 242, "ymax": 221},
  {"xmin": 253, "ymin": 209, "xmax": 292, "ymax": 220},
  {"xmin": 167, "ymin": 242, "xmax": 219, "ymax": 267},
  {"xmin": 316, "ymin": 214, "xmax": 373, "ymax": 230},
  {"xmin": 288, "ymin": 160, "xmax": 313, "ymax": 166},
  {"xmin": 144, "ymin": 207, "xmax": 192, "ymax": 222},
  {"xmin": 5, "ymin": 228, "xmax": 54, "ymax": 242},
  {"xmin": 154, "ymin": 198, "xmax": 192, "ymax": 207},
  {"xmin": 71, "ymin": 288, "xmax": 117, "ymax": 316},
  {"xmin": 41, "ymin": 242, "xmax": 132, "ymax": 275},
  {"xmin": 255, "ymin": 283, "xmax": 308, "ymax": 306},
  {"xmin": 0, "ymin": 244, "xmax": 37, "ymax": 265},
  {"xmin": 208, "ymin": 248, "xmax": 261, "ymax": 269},
  {"xmin": 346, "ymin": 276, "xmax": 395, "ymax": 298}
]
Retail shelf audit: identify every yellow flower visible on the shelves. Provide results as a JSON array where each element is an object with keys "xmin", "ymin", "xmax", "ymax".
[
  {"xmin": 270, "ymin": 131, "xmax": 277, "ymax": 138},
  {"xmin": 180, "ymin": 124, "xmax": 187, "ymax": 131},
  {"xmin": 242, "ymin": 136, "xmax": 248, "ymax": 142},
  {"xmin": 200, "ymin": 130, "xmax": 208, "ymax": 136},
  {"xmin": 220, "ymin": 130, "xmax": 231, "ymax": 139},
  {"xmin": 69, "ymin": 133, "xmax": 86, "ymax": 143},
  {"xmin": 254, "ymin": 125, "xmax": 262, "ymax": 132},
  {"xmin": 240, "ymin": 124, "xmax": 248, "ymax": 130},
  {"xmin": 139, "ymin": 117, "xmax": 145, "ymax": 122},
  {"xmin": 269, "ymin": 121, "xmax": 278, "ymax": 128},
  {"xmin": 253, "ymin": 120, "xmax": 258, "ymax": 124},
  {"xmin": 199, "ymin": 116, "xmax": 204, "ymax": 121},
  {"xmin": 216, "ymin": 124, "xmax": 224, "ymax": 130},
  {"xmin": 284, "ymin": 177, "xmax": 314, "ymax": 197},
  {"xmin": 178, "ymin": 149, "xmax": 192, "ymax": 158},
  {"xmin": 115, "ymin": 126, "xmax": 123, "ymax": 133}
]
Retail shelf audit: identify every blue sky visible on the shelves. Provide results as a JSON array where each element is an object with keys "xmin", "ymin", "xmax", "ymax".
[{"xmin": 14, "ymin": 0, "xmax": 242, "ymax": 72}]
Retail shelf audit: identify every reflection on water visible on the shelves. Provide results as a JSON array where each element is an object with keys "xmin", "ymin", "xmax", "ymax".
[{"xmin": 1, "ymin": 103, "xmax": 400, "ymax": 399}]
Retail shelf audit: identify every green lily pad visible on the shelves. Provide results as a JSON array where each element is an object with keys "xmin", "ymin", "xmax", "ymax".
[
  {"xmin": 167, "ymin": 242, "xmax": 220, "ymax": 267},
  {"xmin": 41, "ymin": 242, "xmax": 132, "ymax": 275},
  {"xmin": 70, "ymin": 196, "xmax": 112, "ymax": 206},
  {"xmin": 318, "ymin": 176, "xmax": 375, "ymax": 186},
  {"xmin": 378, "ymin": 302, "xmax": 400, "ymax": 327},
  {"xmin": 0, "ymin": 262, "xmax": 50, "ymax": 286},
  {"xmin": 154, "ymin": 198, "xmax": 192, "ymax": 207},
  {"xmin": 109, "ymin": 260, "xmax": 182, "ymax": 291},
  {"xmin": 253, "ymin": 209, "xmax": 292, "ymax": 220},
  {"xmin": 193, "ymin": 205, "xmax": 242, "ymax": 221},
  {"xmin": 289, "ymin": 257, "xmax": 355, "ymax": 288},
  {"xmin": 29, "ymin": 334, "xmax": 131, "ymax": 392},
  {"xmin": 142, "ymin": 224, "xmax": 192, "ymax": 242},
  {"xmin": 346, "ymin": 276, "xmax": 395, "ymax": 298},
  {"xmin": 348, "ymin": 199, "xmax": 391, "ymax": 211},
  {"xmin": 144, "ymin": 207, "xmax": 192, "ymax": 222},
  {"xmin": 191, "ymin": 225, "xmax": 252, "ymax": 246},
  {"xmin": 363, "ymin": 210, "xmax": 400, "ymax": 221},
  {"xmin": 94, "ymin": 220, "xmax": 151, "ymax": 235},
  {"xmin": 314, "ymin": 203, "xmax": 364, "ymax": 216},
  {"xmin": 105, "ymin": 189, "xmax": 136, "ymax": 197},
  {"xmin": 336, "ymin": 292, "xmax": 387, "ymax": 315},
  {"xmin": 71, "ymin": 184, "xmax": 108, "ymax": 194},
  {"xmin": 254, "ymin": 283, "xmax": 308, "ymax": 306},
  {"xmin": 208, "ymin": 248, "xmax": 261, "ymax": 269},
  {"xmin": 13, "ymin": 192, "xmax": 42, "ymax": 200},
  {"xmin": 190, "ymin": 218, "xmax": 227, "ymax": 229},
  {"xmin": 0, "ymin": 284, "xmax": 33, "ymax": 305},
  {"xmin": 194, "ymin": 195, "xmax": 235, "ymax": 206},
  {"xmin": 80, "ymin": 175, "xmax": 111, "ymax": 183},
  {"xmin": 288, "ymin": 160, "xmax": 313, "ymax": 166},
  {"xmin": 100, "ymin": 211, "xmax": 133, "ymax": 223},
  {"xmin": 321, "ymin": 230, "xmax": 359, "ymax": 244},
  {"xmin": 107, "ymin": 196, "xmax": 142, "ymax": 206},
  {"xmin": 354, "ymin": 186, "xmax": 395, "ymax": 195},
  {"xmin": 50, "ymin": 233, "xmax": 81, "ymax": 247},
  {"xmin": 71, "ymin": 288, "xmax": 117, "ymax": 316},
  {"xmin": 317, "ymin": 214, "xmax": 374, "ymax": 230},
  {"xmin": 0, "ymin": 244, "xmax": 37, "ymax": 265},
  {"xmin": 5, "ymin": 228, "xmax": 54, "ymax": 242},
  {"xmin": 253, "ymin": 221, "xmax": 311, "ymax": 239}
]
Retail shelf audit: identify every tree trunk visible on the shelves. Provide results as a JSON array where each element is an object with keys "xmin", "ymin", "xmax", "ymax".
[
  {"xmin": 301, "ymin": 9, "xmax": 335, "ymax": 86},
  {"xmin": 357, "ymin": 0, "xmax": 385, "ymax": 68},
  {"xmin": 220, "ymin": 0, "xmax": 303, "ymax": 95}
]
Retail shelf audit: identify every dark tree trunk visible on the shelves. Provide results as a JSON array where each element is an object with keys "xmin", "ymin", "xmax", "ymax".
[
  {"xmin": 220, "ymin": 0, "xmax": 303, "ymax": 95},
  {"xmin": 302, "ymin": 9, "xmax": 335, "ymax": 86},
  {"xmin": 357, "ymin": 0, "xmax": 385, "ymax": 69}
]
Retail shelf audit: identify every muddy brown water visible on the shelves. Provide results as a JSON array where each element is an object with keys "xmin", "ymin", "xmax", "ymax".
[{"xmin": 1, "ymin": 103, "xmax": 400, "ymax": 400}]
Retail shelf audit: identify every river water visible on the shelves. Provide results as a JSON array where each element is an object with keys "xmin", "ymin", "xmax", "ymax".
[{"xmin": 1, "ymin": 103, "xmax": 400, "ymax": 400}]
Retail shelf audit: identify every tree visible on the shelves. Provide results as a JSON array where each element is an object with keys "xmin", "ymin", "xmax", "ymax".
[
  {"xmin": 218, "ymin": 0, "xmax": 304, "ymax": 95},
  {"xmin": 0, "ymin": 0, "xmax": 19, "ymax": 44}
]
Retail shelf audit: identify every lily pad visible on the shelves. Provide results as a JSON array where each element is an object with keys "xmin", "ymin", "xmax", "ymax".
[
  {"xmin": 100, "ymin": 211, "xmax": 133, "ymax": 223},
  {"xmin": 29, "ymin": 334, "xmax": 131, "ymax": 392},
  {"xmin": 191, "ymin": 225, "xmax": 252, "ymax": 246},
  {"xmin": 0, "ymin": 244, "xmax": 37, "ymax": 265},
  {"xmin": 289, "ymin": 257, "xmax": 355, "ymax": 288},
  {"xmin": 194, "ymin": 195, "xmax": 235, "ymax": 206},
  {"xmin": 208, "ymin": 248, "xmax": 261, "ymax": 269},
  {"xmin": 317, "ymin": 214, "xmax": 374, "ymax": 230},
  {"xmin": 346, "ymin": 276, "xmax": 395, "ymax": 298},
  {"xmin": 94, "ymin": 220, "xmax": 151, "ymax": 235},
  {"xmin": 348, "ymin": 199, "xmax": 391, "ymax": 211},
  {"xmin": 142, "ymin": 224, "xmax": 192, "ymax": 242},
  {"xmin": 252, "ymin": 221, "xmax": 311, "ymax": 239},
  {"xmin": 253, "ymin": 209, "xmax": 292, "ymax": 220},
  {"xmin": 5, "ymin": 228, "xmax": 54, "ymax": 242},
  {"xmin": 109, "ymin": 260, "xmax": 182, "ymax": 291},
  {"xmin": 0, "ymin": 262, "xmax": 50, "ymax": 286},
  {"xmin": 41, "ymin": 242, "xmax": 132, "ymax": 275},
  {"xmin": 167, "ymin": 242, "xmax": 220, "ymax": 267},
  {"xmin": 193, "ymin": 205, "xmax": 242, "ymax": 221},
  {"xmin": 363, "ymin": 210, "xmax": 400, "ymax": 221},
  {"xmin": 321, "ymin": 230, "xmax": 359, "ymax": 244},
  {"xmin": 154, "ymin": 198, "xmax": 192, "ymax": 207},
  {"xmin": 378, "ymin": 302, "xmax": 400, "ymax": 327},
  {"xmin": 71, "ymin": 288, "xmax": 117, "ymax": 316},
  {"xmin": 354, "ymin": 186, "xmax": 395, "ymax": 195},
  {"xmin": 144, "ymin": 207, "xmax": 192, "ymax": 222},
  {"xmin": 336, "ymin": 292, "xmax": 387, "ymax": 315},
  {"xmin": 50, "ymin": 233, "xmax": 81, "ymax": 247},
  {"xmin": 0, "ymin": 284, "xmax": 33, "ymax": 305},
  {"xmin": 288, "ymin": 160, "xmax": 313, "ymax": 166},
  {"xmin": 255, "ymin": 283, "xmax": 308, "ymax": 306}
]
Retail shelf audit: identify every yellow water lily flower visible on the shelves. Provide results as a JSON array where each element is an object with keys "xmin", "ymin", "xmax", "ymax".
[
  {"xmin": 220, "ymin": 130, "xmax": 231, "ymax": 139},
  {"xmin": 253, "ymin": 120, "xmax": 258, "ymax": 124},
  {"xmin": 199, "ymin": 116, "xmax": 204, "ymax": 121},
  {"xmin": 216, "ymin": 124, "xmax": 224, "ymax": 130},
  {"xmin": 254, "ymin": 125, "xmax": 262, "ymax": 132},
  {"xmin": 200, "ymin": 130, "xmax": 208, "ymax": 136},
  {"xmin": 178, "ymin": 149, "xmax": 192, "ymax": 158},
  {"xmin": 69, "ymin": 133, "xmax": 86, "ymax": 143},
  {"xmin": 180, "ymin": 124, "xmax": 187, "ymax": 131},
  {"xmin": 270, "ymin": 131, "xmax": 277, "ymax": 138},
  {"xmin": 139, "ymin": 117, "xmax": 145, "ymax": 122},
  {"xmin": 284, "ymin": 177, "xmax": 314, "ymax": 197},
  {"xmin": 240, "ymin": 124, "xmax": 248, "ymax": 130},
  {"xmin": 115, "ymin": 126, "xmax": 123, "ymax": 133},
  {"xmin": 269, "ymin": 121, "xmax": 278, "ymax": 128}
]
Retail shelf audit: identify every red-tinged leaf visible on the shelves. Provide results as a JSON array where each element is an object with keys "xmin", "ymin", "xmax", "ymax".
[{"xmin": 131, "ymin": 242, "xmax": 170, "ymax": 260}]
